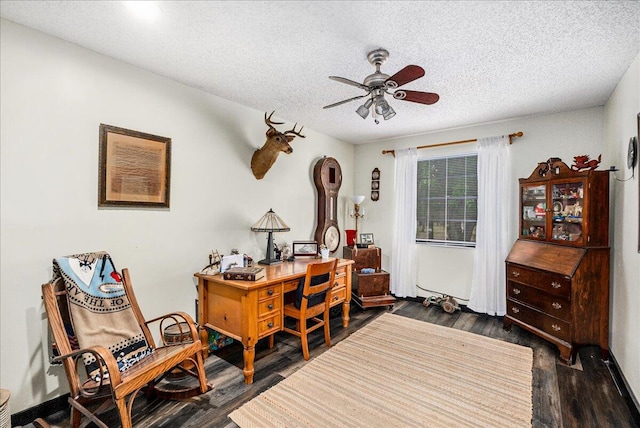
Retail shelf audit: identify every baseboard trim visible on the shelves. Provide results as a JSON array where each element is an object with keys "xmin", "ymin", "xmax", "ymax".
[
  {"xmin": 607, "ymin": 353, "xmax": 640, "ymax": 425},
  {"xmin": 11, "ymin": 393, "xmax": 68, "ymax": 427}
]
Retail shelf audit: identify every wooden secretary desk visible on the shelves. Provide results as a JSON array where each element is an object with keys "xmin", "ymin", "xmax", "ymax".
[{"xmin": 195, "ymin": 257, "xmax": 353, "ymax": 384}]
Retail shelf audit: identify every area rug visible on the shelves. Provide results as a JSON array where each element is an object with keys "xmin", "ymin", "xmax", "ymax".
[{"xmin": 229, "ymin": 312, "xmax": 533, "ymax": 427}]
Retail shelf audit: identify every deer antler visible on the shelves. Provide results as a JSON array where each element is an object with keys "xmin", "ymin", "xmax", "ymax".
[
  {"xmin": 284, "ymin": 123, "xmax": 306, "ymax": 138},
  {"xmin": 264, "ymin": 111, "xmax": 284, "ymax": 130}
]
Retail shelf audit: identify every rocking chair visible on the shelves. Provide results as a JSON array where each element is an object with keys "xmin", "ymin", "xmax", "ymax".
[{"xmin": 42, "ymin": 267, "xmax": 211, "ymax": 428}]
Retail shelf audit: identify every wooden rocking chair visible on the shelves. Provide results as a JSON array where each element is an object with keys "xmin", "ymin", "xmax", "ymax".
[{"xmin": 42, "ymin": 268, "xmax": 211, "ymax": 428}]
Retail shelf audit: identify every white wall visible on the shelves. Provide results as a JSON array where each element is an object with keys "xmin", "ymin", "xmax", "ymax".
[
  {"xmin": 0, "ymin": 20, "xmax": 354, "ymax": 413},
  {"xmin": 604, "ymin": 53, "xmax": 640, "ymax": 406},
  {"xmin": 354, "ymin": 107, "xmax": 606, "ymax": 302}
]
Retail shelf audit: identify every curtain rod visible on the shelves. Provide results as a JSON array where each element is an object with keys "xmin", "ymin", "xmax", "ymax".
[{"xmin": 381, "ymin": 131, "xmax": 524, "ymax": 156}]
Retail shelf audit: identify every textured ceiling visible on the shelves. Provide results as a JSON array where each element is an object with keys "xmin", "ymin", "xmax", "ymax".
[{"xmin": 1, "ymin": 1, "xmax": 639, "ymax": 144}]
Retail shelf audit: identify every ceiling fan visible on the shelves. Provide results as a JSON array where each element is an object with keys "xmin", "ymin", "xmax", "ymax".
[{"xmin": 323, "ymin": 48, "xmax": 439, "ymax": 124}]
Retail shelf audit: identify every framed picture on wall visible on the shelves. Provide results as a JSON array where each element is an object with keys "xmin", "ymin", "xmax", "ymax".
[{"xmin": 98, "ymin": 124, "xmax": 171, "ymax": 208}]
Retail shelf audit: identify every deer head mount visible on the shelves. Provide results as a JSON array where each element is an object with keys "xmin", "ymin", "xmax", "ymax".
[{"xmin": 251, "ymin": 111, "xmax": 305, "ymax": 180}]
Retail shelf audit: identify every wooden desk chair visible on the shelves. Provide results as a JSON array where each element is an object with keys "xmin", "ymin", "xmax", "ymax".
[
  {"xmin": 283, "ymin": 259, "xmax": 338, "ymax": 360},
  {"xmin": 42, "ymin": 268, "xmax": 211, "ymax": 428}
]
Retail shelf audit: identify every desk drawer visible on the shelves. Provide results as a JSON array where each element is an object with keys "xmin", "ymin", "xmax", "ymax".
[
  {"xmin": 506, "ymin": 264, "xmax": 571, "ymax": 298},
  {"xmin": 508, "ymin": 282, "xmax": 571, "ymax": 322},
  {"xmin": 258, "ymin": 285, "xmax": 281, "ymax": 299},
  {"xmin": 258, "ymin": 297, "xmax": 281, "ymax": 316},
  {"xmin": 330, "ymin": 286, "xmax": 347, "ymax": 305},
  {"xmin": 507, "ymin": 299, "xmax": 571, "ymax": 342},
  {"xmin": 258, "ymin": 314, "xmax": 281, "ymax": 337}
]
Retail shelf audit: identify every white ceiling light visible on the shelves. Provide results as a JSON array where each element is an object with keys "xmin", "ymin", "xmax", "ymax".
[{"xmin": 122, "ymin": 1, "xmax": 161, "ymax": 22}]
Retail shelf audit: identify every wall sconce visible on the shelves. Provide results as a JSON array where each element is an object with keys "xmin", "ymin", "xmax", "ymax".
[
  {"xmin": 251, "ymin": 208, "xmax": 290, "ymax": 265},
  {"xmin": 349, "ymin": 195, "xmax": 365, "ymax": 242}
]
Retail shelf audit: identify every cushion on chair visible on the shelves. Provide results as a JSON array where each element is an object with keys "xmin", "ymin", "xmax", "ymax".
[{"xmin": 294, "ymin": 272, "xmax": 330, "ymax": 309}]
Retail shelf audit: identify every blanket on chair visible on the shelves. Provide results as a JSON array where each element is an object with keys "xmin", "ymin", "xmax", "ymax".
[{"xmin": 52, "ymin": 251, "xmax": 152, "ymax": 382}]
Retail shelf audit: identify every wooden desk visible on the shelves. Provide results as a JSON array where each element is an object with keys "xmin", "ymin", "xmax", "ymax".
[{"xmin": 195, "ymin": 257, "xmax": 353, "ymax": 384}]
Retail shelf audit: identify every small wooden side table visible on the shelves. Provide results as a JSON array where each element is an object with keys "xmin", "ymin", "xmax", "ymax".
[{"xmin": 343, "ymin": 246, "xmax": 395, "ymax": 309}]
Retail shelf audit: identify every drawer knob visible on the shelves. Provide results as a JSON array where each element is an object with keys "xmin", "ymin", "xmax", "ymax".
[
  {"xmin": 268, "ymin": 289, "xmax": 274, "ymax": 296},
  {"xmin": 512, "ymin": 271, "xmax": 520, "ymax": 278},
  {"xmin": 512, "ymin": 307, "xmax": 520, "ymax": 314},
  {"xmin": 513, "ymin": 288, "xmax": 521, "ymax": 295},
  {"xmin": 267, "ymin": 322, "xmax": 273, "ymax": 328},
  {"xmin": 268, "ymin": 304, "xmax": 273, "ymax": 310},
  {"xmin": 552, "ymin": 302, "xmax": 562, "ymax": 310},
  {"xmin": 551, "ymin": 324, "xmax": 561, "ymax": 331},
  {"xmin": 551, "ymin": 281, "xmax": 561, "ymax": 289},
  {"xmin": 334, "ymin": 296, "xmax": 339, "ymax": 300}
]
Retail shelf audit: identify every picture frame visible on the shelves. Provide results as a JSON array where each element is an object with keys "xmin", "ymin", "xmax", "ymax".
[
  {"xmin": 98, "ymin": 124, "xmax": 171, "ymax": 208},
  {"xmin": 360, "ymin": 233, "xmax": 374, "ymax": 245},
  {"xmin": 292, "ymin": 241, "xmax": 318, "ymax": 257}
]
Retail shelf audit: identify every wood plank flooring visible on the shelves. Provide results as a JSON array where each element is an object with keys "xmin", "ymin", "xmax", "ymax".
[{"xmin": 32, "ymin": 300, "xmax": 638, "ymax": 427}]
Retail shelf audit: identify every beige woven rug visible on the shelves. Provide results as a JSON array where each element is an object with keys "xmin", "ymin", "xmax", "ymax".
[{"xmin": 229, "ymin": 313, "xmax": 533, "ymax": 427}]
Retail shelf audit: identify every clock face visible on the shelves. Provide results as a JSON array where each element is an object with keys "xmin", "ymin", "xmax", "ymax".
[{"xmin": 324, "ymin": 225, "xmax": 340, "ymax": 252}]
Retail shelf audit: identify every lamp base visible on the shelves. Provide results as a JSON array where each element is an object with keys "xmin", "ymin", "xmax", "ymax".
[{"xmin": 257, "ymin": 258, "xmax": 282, "ymax": 266}]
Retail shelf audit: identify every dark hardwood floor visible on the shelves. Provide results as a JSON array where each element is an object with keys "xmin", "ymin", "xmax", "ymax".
[{"xmin": 30, "ymin": 300, "xmax": 638, "ymax": 428}]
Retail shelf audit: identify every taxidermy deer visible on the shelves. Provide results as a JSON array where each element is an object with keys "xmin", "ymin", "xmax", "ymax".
[{"xmin": 251, "ymin": 111, "xmax": 305, "ymax": 179}]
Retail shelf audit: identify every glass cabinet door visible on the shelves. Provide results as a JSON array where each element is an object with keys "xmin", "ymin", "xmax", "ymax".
[
  {"xmin": 550, "ymin": 180, "xmax": 584, "ymax": 244},
  {"xmin": 521, "ymin": 184, "xmax": 547, "ymax": 239}
]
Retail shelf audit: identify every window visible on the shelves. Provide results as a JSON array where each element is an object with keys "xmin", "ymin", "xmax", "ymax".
[{"xmin": 416, "ymin": 154, "xmax": 477, "ymax": 246}]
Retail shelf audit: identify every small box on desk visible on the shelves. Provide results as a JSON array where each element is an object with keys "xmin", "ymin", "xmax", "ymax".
[{"xmin": 352, "ymin": 269, "xmax": 395, "ymax": 309}]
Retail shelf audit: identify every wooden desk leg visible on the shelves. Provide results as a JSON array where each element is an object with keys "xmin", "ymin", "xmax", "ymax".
[
  {"xmin": 268, "ymin": 334, "xmax": 275, "ymax": 349},
  {"xmin": 242, "ymin": 345, "xmax": 255, "ymax": 384},
  {"xmin": 341, "ymin": 301, "xmax": 350, "ymax": 327}
]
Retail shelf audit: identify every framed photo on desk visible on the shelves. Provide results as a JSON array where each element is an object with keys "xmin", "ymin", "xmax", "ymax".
[{"xmin": 292, "ymin": 241, "xmax": 318, "ymax": 257}]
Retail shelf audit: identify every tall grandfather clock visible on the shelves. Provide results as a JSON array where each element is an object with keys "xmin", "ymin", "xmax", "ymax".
[{"xmin": 313, "ymin": 157, "xmax": 342, "ymax": 253}]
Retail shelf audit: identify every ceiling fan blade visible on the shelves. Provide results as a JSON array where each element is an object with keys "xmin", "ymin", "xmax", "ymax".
[
  {"xmin": 385, "ymin": 65, "xmax": 425, "ymax": 88},
  {"xmin": 394, "ymin": 90, "xmax": 439, "ymax": 105},
  {"xmin": 329, "ymin": 76, "xmax": 370, "ymax": 91},
  {"xmin": 323, "ymin": 93, "xmax": 369, "ymax": 109}
]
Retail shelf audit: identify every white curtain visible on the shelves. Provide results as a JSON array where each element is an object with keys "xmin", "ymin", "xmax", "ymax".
[
  {"xmin": 468, "ymin": 136, "xmax": 511, "ymax": 316},
  {"xmin": 391, "ymin": 148, "xmax": 418, "ymax": 298}
]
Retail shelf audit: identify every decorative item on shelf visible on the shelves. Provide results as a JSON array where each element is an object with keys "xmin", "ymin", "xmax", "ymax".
[
  {"xmin": 350, "ymin": 195, "xmax": 365, "ymax": 243},
  {"xmin": 345, "ymin": 229, "xmax": 357, "ymax": 246},
  {"xmin": 320, "ymin": 244, "xmax": 330, "ymax": 260},
  {"xmin": 251, "ymin": 208, "xmax": 290, "ymax": 265},
  {"xmin": 571, "ymin": 154, "xmax": 601, "ymax": 171},
  {"xmin": 371, "ymin": 168, "xmax": 380, "ymax": 201},
  {"xmin": 251, "ymin": 111, "xmax": 305, "ymax": 180},
  {"xmin": 200, "ymin": 250, "xmax": 221, "ymax": 275}
]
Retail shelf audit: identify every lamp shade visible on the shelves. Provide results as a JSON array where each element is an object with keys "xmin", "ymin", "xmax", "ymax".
[
  {"xmin": 351, "ymin": 195, "xmax": 365, "ymax": 205},
  {"xmin": 251, "ymin": 209, "xmax": 290, "ymax": 232}
]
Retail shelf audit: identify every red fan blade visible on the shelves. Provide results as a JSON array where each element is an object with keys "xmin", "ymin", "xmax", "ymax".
[
  {"xmin": 394, "ymin": 90, "xmax": 439, "ymax": 105},
  {"xmin": 385, "ymin": 65, "xmax": 425, "ymax": 88}
]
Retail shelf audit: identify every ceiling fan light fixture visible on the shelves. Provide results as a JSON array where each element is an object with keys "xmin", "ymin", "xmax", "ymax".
[
  {"xmin": 374, "ymin": 97, "xmax": 390, "ymax": 115},
  {"xmin": 383, "ymin": 105, "xmax": 396, "ymax": 120},
  {"xmin": 356, "ymin": 98, "xmax": 373, "ymax": 119}
]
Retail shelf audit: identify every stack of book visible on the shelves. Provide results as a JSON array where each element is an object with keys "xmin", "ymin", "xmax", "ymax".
[{"xmin": 222, "ymin": 266, "xmax": 265, "ymax": 281}]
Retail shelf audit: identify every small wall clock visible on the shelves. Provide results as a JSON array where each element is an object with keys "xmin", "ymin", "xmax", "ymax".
[{"xmin": 313, "ymin": 157, "xmax": 342, "ymax": 252}]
